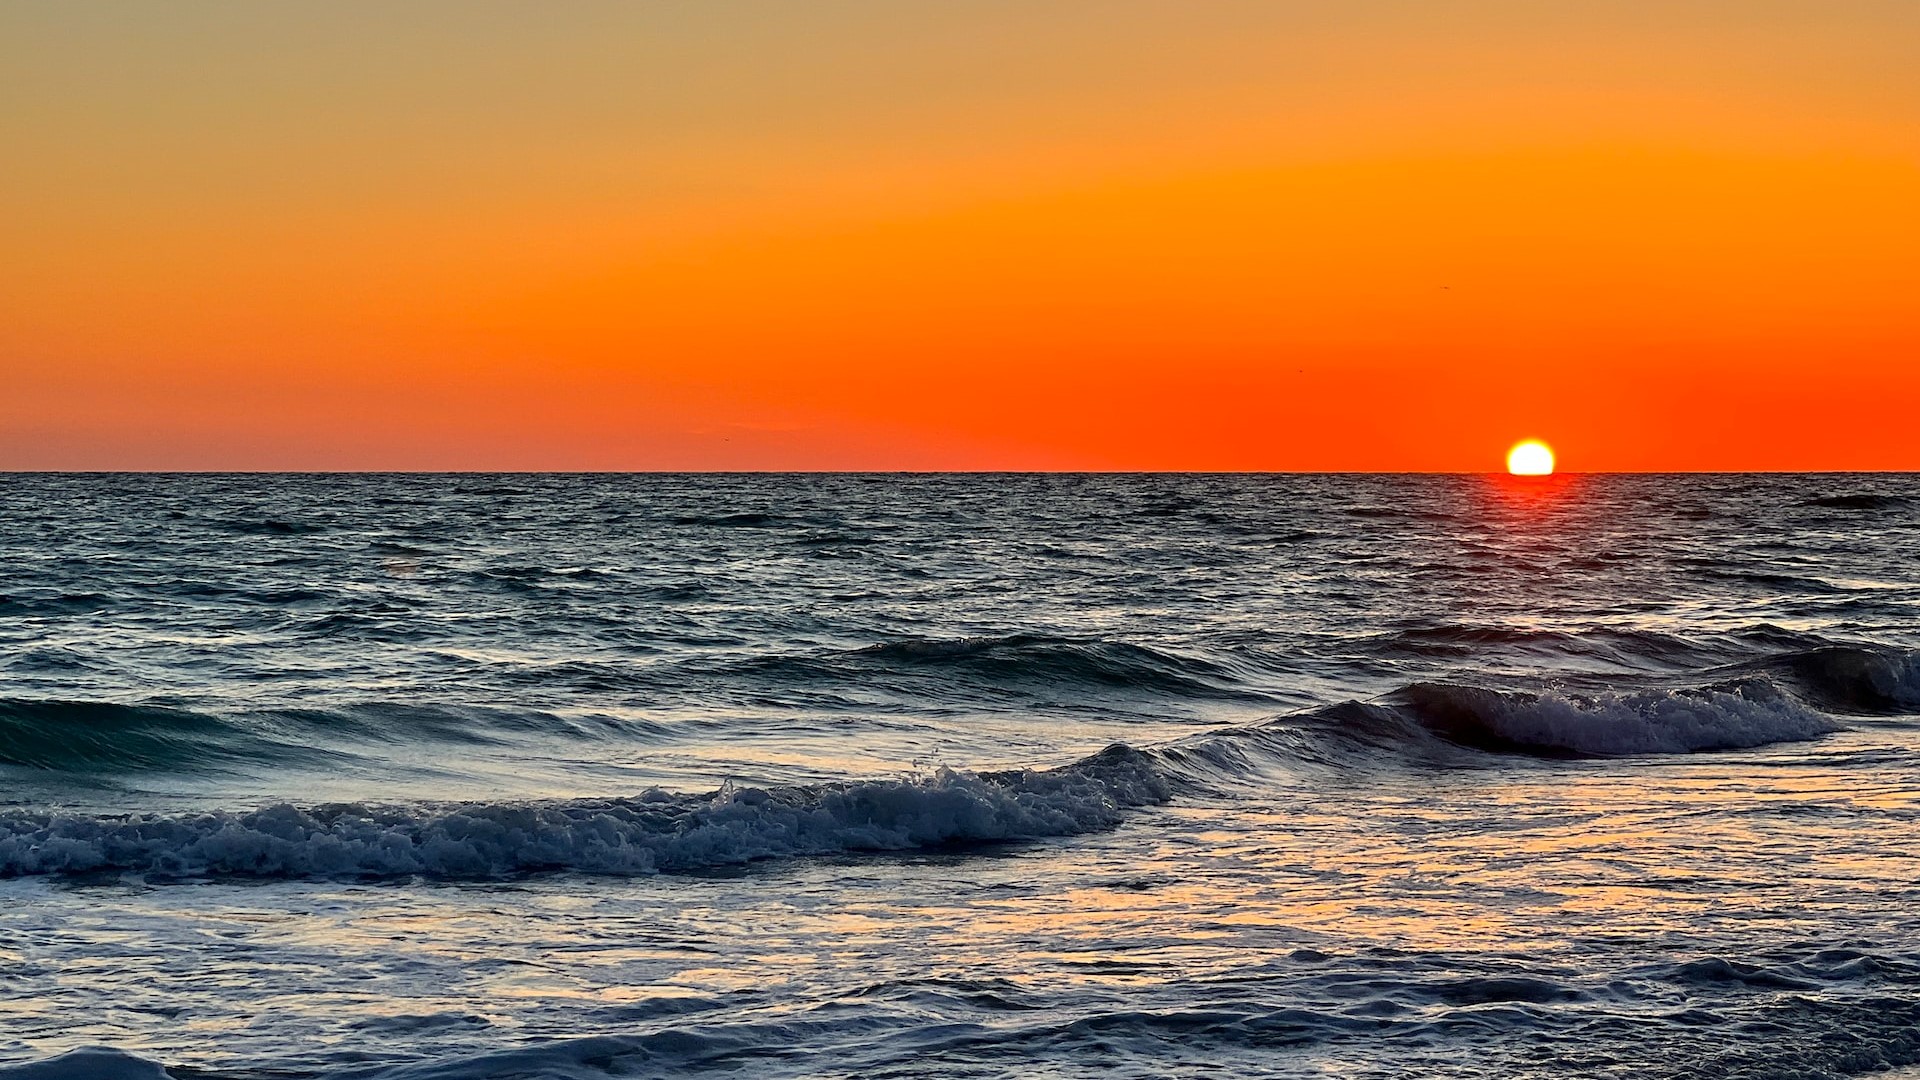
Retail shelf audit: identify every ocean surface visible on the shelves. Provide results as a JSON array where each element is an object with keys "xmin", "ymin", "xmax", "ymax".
[{"xmin": 1, "ymin": 472, "xmax": 1917, "ymax": 1079}]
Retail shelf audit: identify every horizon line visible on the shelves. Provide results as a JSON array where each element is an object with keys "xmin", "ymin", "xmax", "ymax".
[{"xmin": 5, "ymin": 469, "xmax": 1917, "ymax": 477}]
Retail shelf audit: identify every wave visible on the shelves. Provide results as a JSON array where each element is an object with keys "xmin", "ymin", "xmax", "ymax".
[
  {"xmin": 1377, "ymin": 624, "xmax": 1717, "ymax": 669},
  {"xmin": 0, "ymin": 1049, "xmax": 171, "ymax": 1080},
  {"xmin": 0, "ymin": 665, "xmax": 1850, "ymax": 880},
  {"xmin": 711, "ymin": 634, "xmax": 1272, "ymax": 705},
  {"xmin": 670, "ymin": 512, "xmax": 783, "ymax": 527},
  {"xmin": 1803, "ymin": 493, "xmax": 1910, "ymax": 511},
  {"xmin": 1371, "ymin": 627, "xmax": 1920, "ymax": 714},
  {"xmin": 0, "ymin": 745, "xmax": 1167, "ymax": 880},
  {"xmin": 211, "ymin": 517, "xmax": 325, "ymax": 535},
  {"xmin": 1705, "ymin": 568, "xmax": 1850, "ymax": 593},
  {"xmin": 0, "ymin": 699, "xmax": 664, "ymax": 773},
  {"xmin": 1370, "ymin": 679, "xmax": 1839, "ymax": 757},
  {"xmin": 5, "ymin": 621, "xmax": 1883, "ymax": 784},
  {"xmin": 0, "ymin": 592, "xmax": 117, "ymax": 617},
  {"xmin": 159, "ymin": 581, "xmax": 332, "ymax": 604},
  {"xmin": 843, "ymin": 635, "xmax": 1263, "ymax": 699},
  {"xmin": 0, "ymin": 699, "xmax": 334, "ymax": 773},
  {"xmin": 1155, "ymin": 677, "xmax": 1841, "ymax": 782},
  {"xmin": 1751, "ymin": 644, "xmax": 1920, "ymax": 714}
]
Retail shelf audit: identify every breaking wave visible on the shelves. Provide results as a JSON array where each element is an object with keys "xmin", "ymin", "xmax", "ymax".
[
  {"xmin": 1152, "ymin": 676, "xmax": 1843, "ymax": 785},
  {"xmin": 0, "ymin": 665, "xmax": 1856, "ymax": 881},
  {"xmin": 1365, "ymin": 678, "xmax": 1840, "ymax": 757},
  {"xmin": 0, "ymin": 745, "xmax": 1168, "ymax": 880}
]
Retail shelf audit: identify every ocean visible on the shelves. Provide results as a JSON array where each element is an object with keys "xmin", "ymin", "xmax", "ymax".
[{"xmin": 0, "ymin": 472, "xmax": 1915, "ymax": 1079}]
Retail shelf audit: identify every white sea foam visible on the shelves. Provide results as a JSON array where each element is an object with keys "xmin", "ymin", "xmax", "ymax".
[
  {"xmin": 0, "ymin": 746, "xmax": 1167, "ymax": 880},
  {"xmin": 0, "ymin": 673, "xmax": 1851, "ymax": 881}
]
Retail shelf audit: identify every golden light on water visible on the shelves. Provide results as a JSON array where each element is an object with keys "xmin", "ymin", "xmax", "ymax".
[{"xmin": 1507, "ymin": 440, "xmax": 1556, "ymax": 476}]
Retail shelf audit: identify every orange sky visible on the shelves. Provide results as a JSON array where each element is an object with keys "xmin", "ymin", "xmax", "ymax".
[{"xmin": 3, "ymin": 1, "xmax": 1917, "ymax": 470}]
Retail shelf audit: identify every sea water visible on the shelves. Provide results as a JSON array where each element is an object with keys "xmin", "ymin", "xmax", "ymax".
[{"xmin": 0, "ymin": 473, "xmax": 1915, "ymax": 1078}]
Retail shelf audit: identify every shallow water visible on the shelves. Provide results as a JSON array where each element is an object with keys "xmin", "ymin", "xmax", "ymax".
[{"xmin": 1, "ymin": 473, "xmax": 1917, "ymax": 1077}]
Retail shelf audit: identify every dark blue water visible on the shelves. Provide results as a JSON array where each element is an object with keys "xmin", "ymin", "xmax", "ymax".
[{"xmin": 1, "ymin": 473, "xmax": 1917, "ymax": 1078}]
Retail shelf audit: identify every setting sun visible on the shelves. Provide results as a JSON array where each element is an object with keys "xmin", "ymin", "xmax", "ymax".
[{"xmin": 1507, "ymin": 440, "xmax": 1556, "ymax": 476}]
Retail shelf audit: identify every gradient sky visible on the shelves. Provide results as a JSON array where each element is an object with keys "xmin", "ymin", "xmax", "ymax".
[{"xmin": 4, "ymin": 1, "xmax": 1917, "ymax": 470}]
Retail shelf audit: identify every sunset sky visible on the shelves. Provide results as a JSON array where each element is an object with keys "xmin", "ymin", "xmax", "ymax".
[{"xmin": 4, "ymin": 1, "xmax": 1916, "ymax": 471}]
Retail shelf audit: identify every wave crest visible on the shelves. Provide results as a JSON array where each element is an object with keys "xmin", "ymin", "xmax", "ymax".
[
  {"xmin": 0, "ymin": 699, "xmax": 329, "ymax": 773},
  {"xmin": 1803, "ymin": 493, "xmax": 1910, "ymax": 511},
  {"xmin": 0, "ymin": 745, "xmax": 1168, "ymax": 880},
  {"xmin": 1762, "ymin": 645, "xmax": 1920, "ymax": 714},
  {"xmin": 847, "ymin": 635, "xmax": 1260, "ymax": 699},
  {"xmin": 1381, "ymin": 679, "xmax": 1840, "ymax": 757}
]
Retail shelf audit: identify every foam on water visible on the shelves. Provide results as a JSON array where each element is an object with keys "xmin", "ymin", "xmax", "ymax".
[
  {"xmin": 0, "ymin": 745, "xmax": 1167, "ymax": 879},
  {"xmin": 0, "ymin": 669, "xmax": 1856, "ymax": 880}
]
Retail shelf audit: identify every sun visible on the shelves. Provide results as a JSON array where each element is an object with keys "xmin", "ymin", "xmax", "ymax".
[{"xmin": 1506, "ymin": 440, "xmax": 1555, "ymax": 476}]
